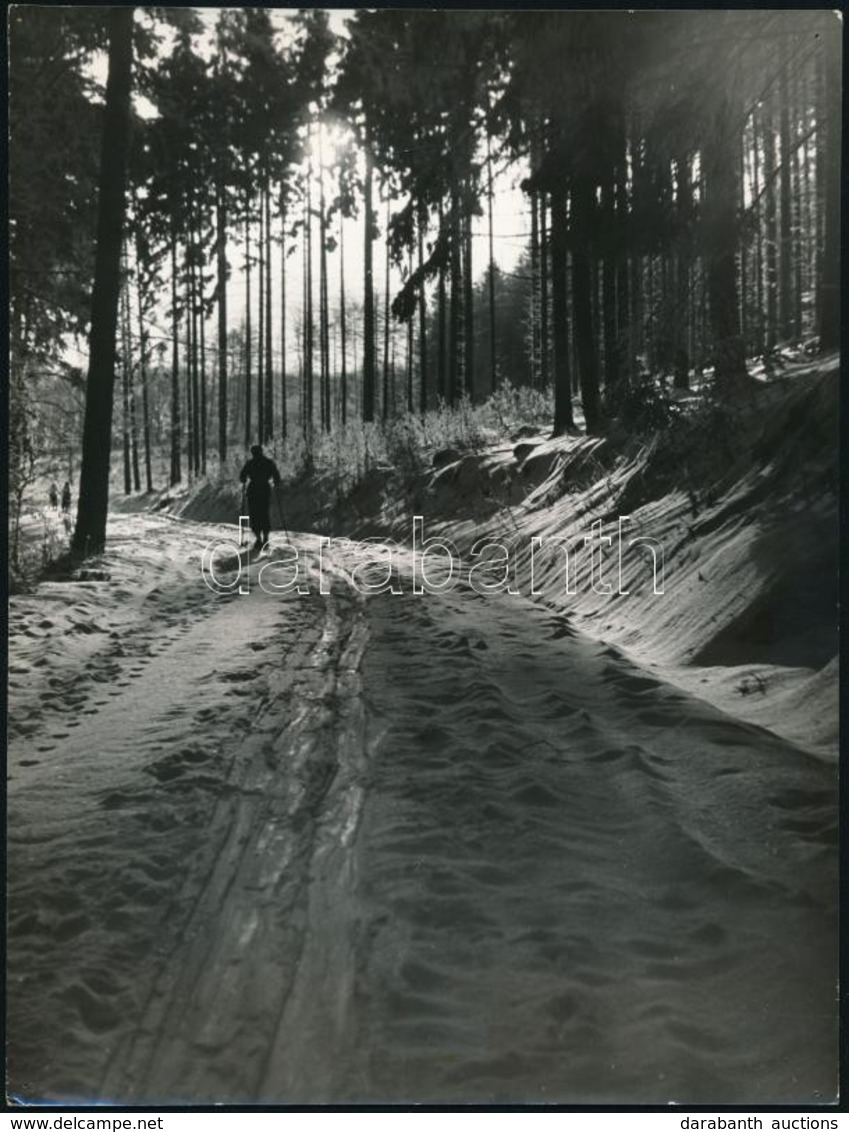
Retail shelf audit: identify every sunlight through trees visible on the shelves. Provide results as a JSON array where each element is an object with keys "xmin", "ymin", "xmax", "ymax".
[{"xmin": 8, "ymin": 7, "xmax": 842, "ymax": 553}]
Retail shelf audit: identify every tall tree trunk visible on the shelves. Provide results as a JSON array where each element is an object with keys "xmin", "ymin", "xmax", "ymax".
[
  {"xmin": 321, "ymin": 225, "xmax": 330, "ymax": 430},
  {"xmin": 279, "ymin": 187, "xmax": 288, "ymax": 438},
  {"xmin": 339, "ymin": 209, "xmax": 348, "ymax": 426},
  {"xmin": 233, "ymin": 326, "xmax": 243, "ymax": 445},
  {"xmin": 751, "ymin": 109, "xmax": 766, "ymax": 355},
  {"xmin": 674, "ymin": 155, "xmax": 691, "ymax": 389},
  {"xmin": 190, "ymin": 226, "xmax": 200, "ymax": 475},
  {"xmin": 486, "ymin": 130, "xmax": 497, "ymax": 395},
  {"xmin": 550, "ymin": 187, "xmax": 574, "ymax": 435},
  {"xmin": 418, "ymin": 203, "xmax": 428, "ymax": 414},
  {"xmin": 791, "ymin": 83, "xmax": 804, "ymax": 341},
  {"xmin": 319, "ymin": 156, "xmax": 330, "ymax": 432},
  {"xmin": 571, "ymin": 178, "xmax": 602, "ymax": 433},
  {"xmin": 321, "ymin": 183, "xmax": 332, "ymax": 430},
  {"xmin": 244, "ymin": 198, "xmax": 252, "ymax": 447},
  {"xmin": 601, "ymin": 165, "xmax": 619, "ymax": 392},
  {"xmin": 72, "ymin": 6, "xmax": 134, "ymax": 557},
  {"xmin": 185, "ymin": 265, "xmax": 194, "ymax": 478},
  {"xmin": 407, "ymin": 248, "xmax": 414, "ymax": 414},
  {"xmin": 362, "ymin": 140, "xmax": 376, "ymax": 421},
  {"xmin": 305, "ymin": 165, "xmax": 314, "ymax": 433},
  {"xmin": 762, "ymin": 102, "xmax": 778, "ymax": 351},
  {"xmin": 382, "ymin": 196, "xmax": 391, "ymax": 420},
  {"xmin": 199, "ymin": 282, "xmax": 207, "ymax": 475},
  {"xmin": 818, "ymin": 22, "xmax": 840, "ymax": 352},
  {"xmin": 121, "ymin": 277, "xmax": 132, "ymax": 494},
  {"xmin": 140, "ymin": 322, "xmax": 152, "ymax": 492},
  {"xmin": 257, "ymin": 186, "xmax": 265, "ymax": 443},
  {"xmin": 301, "ymin": 206, "xmax": 308, "ymax": 432},
  {"xmin": 448, "ymin": 188, "xmax": 461, "ymax": 405},
  {"xmin": 120, "ymin": 266, "xmax": 139, "ymax": 492},
  {"xmin": 331, "ymin": 320, "xmax": 339, "ymax": 420},
  {"xmin": 125, "ymin": 265, "xmax": 141, "ymax": 492},
  {"xmin": 264, "ymin": 178, "xmax": 273, "ymax": 440},
  {"xmin": 216, "ymin": 176, "xmax": 228, "ymax": 461},
  {"xmin": 530, "ymin": 133, "xmax": 541, "ymax": 387},
  {"xmin": 462, "ymin": 194, "xmax": 474, "ymax": 400},
  {"xmin": 130, "ymin": 374, "xmax": 141, "ymax": 491},
  {"xmin": 778, "ymin": 40, "xmax": 793, "ymax": 342},
  {"xmin": 703, "ymin": 96, "xmax": 748, "ymax": 394},
  {"xmin": 615, "ymin": 125, "xmax": 631, "ymax": 380},
  {"xmin": 390, "ymin": 323, "xmax": 396, "ymax": 412},
  {"xmin": 539, "ymin": 190, "xmax": 550, "ymax": 389},
  {"xmin": 437, "ymin": 202, "xmax": 447, "ymax": 402},
  {"xmin": 169, "ymin": 226, "xmax": 181, "ymax": 486},
  {"xmin": 134, "ymin": 223, "xmax": 153, "ymax": 492}
]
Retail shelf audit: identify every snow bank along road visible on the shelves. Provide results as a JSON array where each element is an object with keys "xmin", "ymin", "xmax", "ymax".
[{"xmin": 7, "ymin": 516, "xmax": 837, "ymax": 1105}]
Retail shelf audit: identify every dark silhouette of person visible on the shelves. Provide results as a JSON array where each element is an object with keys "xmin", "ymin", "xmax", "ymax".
[
  {"xmin": 239, "ymin": 445, "xmax": 282, "ymax": 552},
  {"xmin": 61, "ymin": 482, "xmax": 72, "ymax": 514},
  {"xmin": 49, "ymin": 483, "xmax": 59, "ymax": 510}
]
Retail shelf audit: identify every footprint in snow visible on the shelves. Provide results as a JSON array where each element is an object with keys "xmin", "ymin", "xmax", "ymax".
[
  {"xmin": 100, "ymin": 792, "xmax": 133, "ymax": 811},
  {"xmin": 61, "ymin": 981, "xmax": 120, "ymax": 1034},
  {"xmin": 181, "ymin": 746, "xmax": 211, "ymax": 764}
]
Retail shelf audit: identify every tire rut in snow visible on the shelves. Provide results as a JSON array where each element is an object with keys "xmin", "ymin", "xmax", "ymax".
[
  {"xmin": 7, "ymin": 552, "xmax": 361, "ymax": 1104},
  {"xmin": 97, "ymin": 578, "xmax": 370, "ymax": 1105}
]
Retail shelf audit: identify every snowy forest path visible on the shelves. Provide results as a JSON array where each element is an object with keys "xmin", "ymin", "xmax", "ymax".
[
  {"xmin": 337, "ymin": 566, "xmax": 837, "ymax": 1104},
  {"xmin": 6, "ymin": 516, "xmax": 838, "ymax": 1105},
  {"xmin": 8, "ymin": 517, "xmax": 369, "ymax": 1104}
]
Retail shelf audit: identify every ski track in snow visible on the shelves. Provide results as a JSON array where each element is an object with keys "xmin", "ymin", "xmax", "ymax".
[{"xmin": 6, "ymin": 516, "xmax": 837, "ymax": 1105}]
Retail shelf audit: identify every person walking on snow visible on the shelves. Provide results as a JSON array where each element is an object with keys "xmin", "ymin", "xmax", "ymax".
[
  {"xmin": 239, "ymin": 444, "xmax": 282, "ymax": 552},
  {"xmin": 61, "ymin": 482, "xmax": 72, "ymax": 514},
  {"xmin": 49, "ymin": 483, "xmax": 59, "ymax": 510}
]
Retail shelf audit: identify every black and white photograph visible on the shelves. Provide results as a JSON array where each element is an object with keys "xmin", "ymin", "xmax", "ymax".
[{"xmin": 7, "ymin": 5, "xmax": 842, "ymax": 1108}]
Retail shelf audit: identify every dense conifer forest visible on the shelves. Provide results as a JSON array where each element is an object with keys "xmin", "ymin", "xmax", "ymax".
[{"xmin": 9, "ymin": 8, "xmax": 840, "ymax": 558}]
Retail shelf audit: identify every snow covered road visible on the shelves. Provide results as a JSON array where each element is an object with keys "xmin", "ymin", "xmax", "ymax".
[{"xmin": 6, "ymin": 516, "xmax": 838, "ymax": 1105}]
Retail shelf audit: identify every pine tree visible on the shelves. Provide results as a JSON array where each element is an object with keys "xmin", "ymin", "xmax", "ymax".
[
  {"xmin": 358, "ymin": 138, "xmax": 376, "ymax": 422},
  {"xmin": 72, "ymin": 7, "xmax": 134, "ymax": 557},
  {"xmin": 550, "ymin": 186, "xmax": 574, "ymax": 434}
]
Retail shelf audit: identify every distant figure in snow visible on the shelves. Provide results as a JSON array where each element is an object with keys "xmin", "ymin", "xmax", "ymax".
[
  {"xmin": 239, "ymin": 444, "xmax": 282, "ymax": 552},
  {"xmin": 61, "ymin": 482, "xmax": 72, "ymax": 514},
  {"xmin": 49, "ymin": 483, "xmax": 59, "ymax": 510}
]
